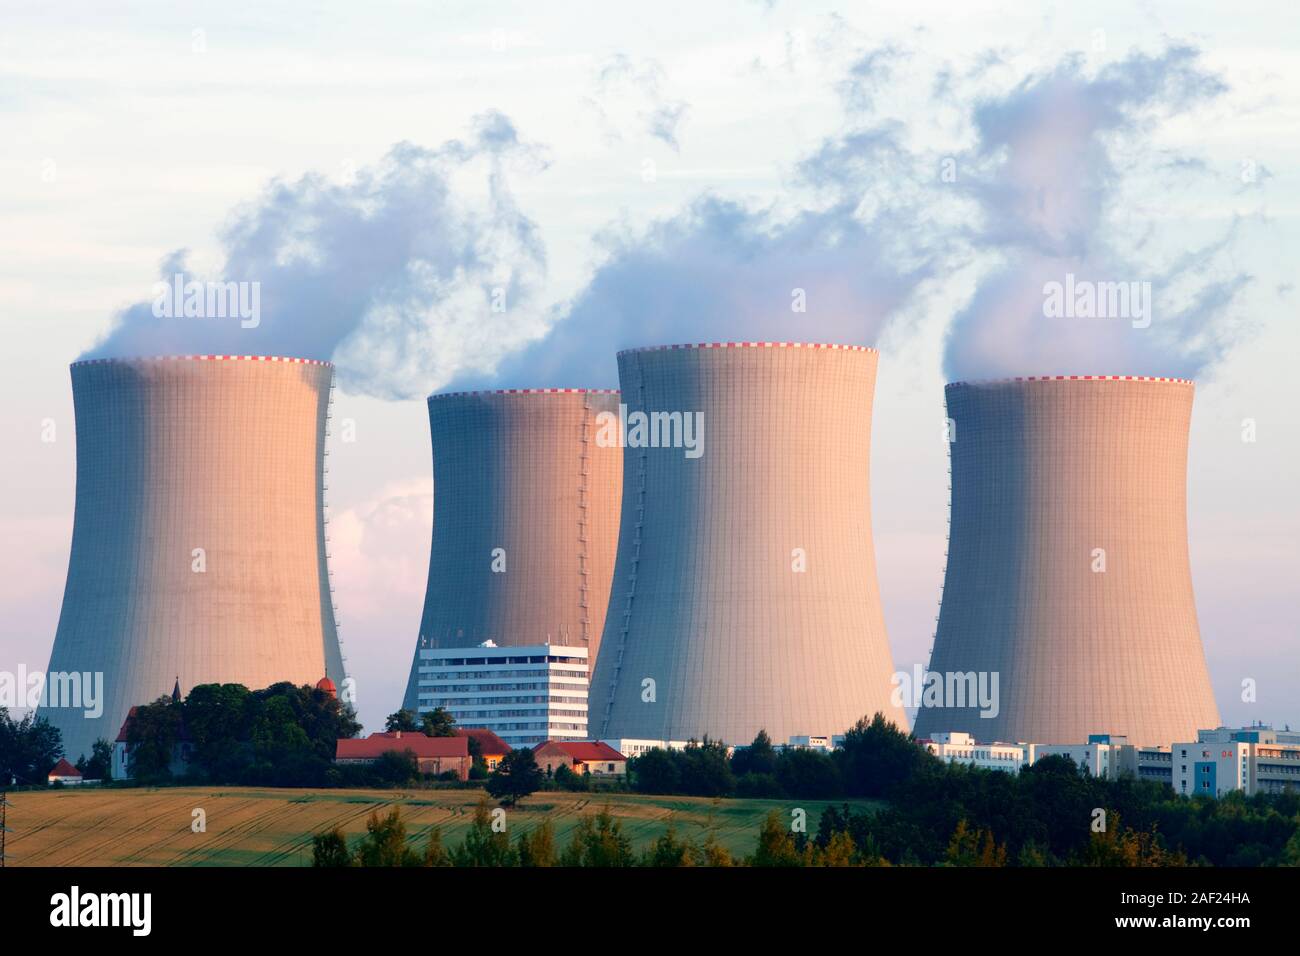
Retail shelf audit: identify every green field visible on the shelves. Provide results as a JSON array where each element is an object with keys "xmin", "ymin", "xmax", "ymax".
[{"xmin": 4, "ymin": 786, "xmax": 879, "ymax": 866}]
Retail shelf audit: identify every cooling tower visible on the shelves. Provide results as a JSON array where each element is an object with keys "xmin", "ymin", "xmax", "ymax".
[
  {"xmin": 913, "ymin": 375, "xmax": 1220, "ymax": 747},
  {"xmin": 42, "ymin": 355, "xmax": 346, "ymax": 761},
  {"xmin": 400, "ymin": 389, "xmax": 623, "ymax": 711},
  {"xmin": 590, "ymin": 342, "xmax": 907, "ymax": 746}
]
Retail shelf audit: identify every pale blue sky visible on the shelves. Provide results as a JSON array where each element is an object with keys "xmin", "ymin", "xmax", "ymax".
[{"xmin": 2, "ymin": 1, "xmax": 1296, "ymax": 735}]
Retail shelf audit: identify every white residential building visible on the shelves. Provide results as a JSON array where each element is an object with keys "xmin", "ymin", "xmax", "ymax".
[
  {"xmin": 411, "ymin": 642, "xmax": 588, "ymax": 749},
  {"xmin": 920, "ymin": 731, "xmax": 1029, "ymax": 773},
  {"xmin": 1173, "ymin": 726, "xmax": 1300, "ymax": 797}
]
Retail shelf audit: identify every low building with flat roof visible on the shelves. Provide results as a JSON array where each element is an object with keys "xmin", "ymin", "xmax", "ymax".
[
  {"xmin": 1174, "ymin": 726, "xmax": 1300, "ymax": 797},
  {"xmin": 920, "ymin": 731, "xmax": 1029, "ymax": 774}
]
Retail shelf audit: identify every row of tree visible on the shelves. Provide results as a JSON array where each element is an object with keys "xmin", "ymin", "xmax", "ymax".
[
  {"xmin": 125, "ymin": 681, "xmax": 361, "ymax": 786},
  {"xmin": 627, "ymin": 714, "xmax": 929, "ymax": 799},
  {"xmin": 0, "ymin": 708, "xmax": 66, "ymax": 785},
  {"xmin": 315, "ymin": 800, "xmax": 743, "ymax": 867},
  {"xmin": 622, "ymin": 714, "xmax": 1300, "ymax": 866}
]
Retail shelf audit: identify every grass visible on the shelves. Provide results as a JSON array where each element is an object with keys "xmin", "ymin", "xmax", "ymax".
[{"xmin": 5, "ymin": 786, "xmax": 881, "ymax": 867}]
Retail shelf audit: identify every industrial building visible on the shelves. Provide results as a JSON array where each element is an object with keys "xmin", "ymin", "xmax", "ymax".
[
  {"xmin": 409, "ymin": 641, "xmax": 590, "ymax": 748},
  {"xmin": 401, "ymin": 389, "xmax": 622, "ymax": 718},
  {"xmin": 920, "ymin": 732, "xmax": 1029, "ymax": 774},
  {"xmin": 914, "ymin": 376, "xmax": 1220, "ymax": 747},
  {"xmin": 41, "ymin": 355, "xmax": 347, "ymax": 761},
  {"xmin": 590, "ymin": 342, "xmax": 906, "ymax": 745},
  {"xmin": 1174, "ymin": 726, "xmax": 1300, "ymax": 797}
]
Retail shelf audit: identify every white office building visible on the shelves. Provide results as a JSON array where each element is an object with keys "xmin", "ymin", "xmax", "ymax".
[
  {"xmin": 920, "ymin": 731, "xmax": 1029, "ymax": 773},
  {"xmin": 411, "ymin": 641, "xmax": 589, "ymax": 748},
  {"xmin": 601, "ymin": 738, "xmax": 693, "ymax": 759},
  {"xmin": 1173, "ymin": 726, "xmax": 1300, "ymax": 797},
  {"xmin": 1033, "ymin": 734, "xmax": 1173, "ymax": 784}
]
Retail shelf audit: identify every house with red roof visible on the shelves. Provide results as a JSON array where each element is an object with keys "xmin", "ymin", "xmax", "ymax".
[
  {"xmin": 454, "ymin": 727, "xmax": 511, "ymax": 770},
  {"xmin": 47, "ymin": 758, "xmax": 85, "ymax": 786},
  {"xmin": 533, "ymin": 740, "xmax": 627, "ymax": 777},
  {"xmin": 335, "ymin": 731, "xmax": 471, "ymax": 779}
]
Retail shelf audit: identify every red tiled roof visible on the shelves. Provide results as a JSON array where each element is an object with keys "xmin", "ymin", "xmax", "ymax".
[
  {"xmin": 49, "ymin": 758, "xmax": 81, "ymax": 778},
  {"xmin": 454, "ymin": 727, "xmax": 512, "ymax": 755},
  {"xmin": 533, "ymin": 740, "xmax": 626, "ymax": 762},
  {"xmin": 335, "ymin": 733, "xmax": 468, "ymax": 760},
  {"xmin": 115, "ymin": 707, "xmax": 140, "ymax": 742}
]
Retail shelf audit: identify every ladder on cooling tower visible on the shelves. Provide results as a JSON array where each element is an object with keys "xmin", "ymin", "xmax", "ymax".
[
  {"xmin": 578, "ymin": 396, "xmax": 593, "ymax": 649},
  {"xmin": 1, "ymin": 790, "xmax": 9, "ymax": 868},
  {"xmin": 600, "ymin": 375, "xmax": 646, "ymax": 736}
]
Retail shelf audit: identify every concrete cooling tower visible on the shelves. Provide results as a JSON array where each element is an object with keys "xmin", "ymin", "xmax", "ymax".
[
  {"xmin": 913, "ymin": 375, "xmax": 1220, "ymax": 748},
  {"xmin": 42, "ymin": 355, "xmax": 347, "ymax": 762},
  {"xmin": 590, "ymin": 342, "xmax": 907, "ymax": 746},
  {"xmin": 400, "ymin": 389, "xmax": 623, "ymax": 711}
]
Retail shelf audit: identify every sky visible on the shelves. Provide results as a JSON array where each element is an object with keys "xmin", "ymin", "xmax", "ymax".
[{"xmin": 1, "ymin": 1, "xmax": 1297, "ymax": 735}]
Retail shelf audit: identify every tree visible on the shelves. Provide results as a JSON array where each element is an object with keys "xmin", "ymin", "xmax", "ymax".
[
  {"xmin": 75, "ymin": 738, "xmax": 113, "ymax": 781},
  {"xmin": 1076, "ymin": 813, "xmax": 1182, "ymax": 867},
  {"xmin": 423, "ymin": 827, "xmax": 451, "ymax": 867},
  {"xmin": 775, "ymin": 747, "xmax": 843, "ymax": 799},
  {"xmin": 561, "ymin": 808, "xmax": 634, "ymax": 867},
  {"xmin": 678, "ymin": 738, "xmax": 736, "ymax": 796},
  {"xmin": 553, "ymin": 763, "xmax": 589, "ymax": 792},
  {"xmin": 692, "ymin": 830, "xmax": 735, "ymax": 867},
  {"xmin": 312, "ymin": 826, "xmax": 352, "ymax": 867},
  {"xmin": 420, "ymin": 707, "xmax": 457, "ymax": 738},
  {"xmin": 732, "ymin": 729, "xmax": 778, "ymax": 777},
  {"xmin": 125, "ymin": 695, "xmax": 184, "ymax": 779},
  {"xmin": 384, "ymin": 709, "xmax": 420, "ymax": 733},
  {"xmin": 813, "ymin": 830, "xmax": 859, "ymax": 867},
  {"xmin": 750, "ymin": 810, "xmax": 804, "ymax": 867},
  {"xmin": 642, "ymin": 824, "xmax": 695, "ymax": 867},
  {"xmin": 945, "ymin": 819, "xmax": 1006, "ymax": 867},
  {"xmin": 182, "ymin": 683, "xmax": 253, "ymax": 779},
  {"xmin": 450, "ymin": 798, "xmax": 517, "ymax": 867},
  {"xmin": 629, "ymin": 748, "xmax": 681, "ymax": 794},
  {"xmin": 835, "ymin": 712, "xmax": 932, "ymax": 799},
  {"xmin": 517, "ymin": 820, "xmax": 557, "ymax": 867},
  {"xmin": 371, "ymin": 750, "xmax": 418, "ymax": 786},
  {"xmin": 353, "ymin": 807, "xmax": 421, "ymax": 867},
  {"xmin": 0, "ymin": 708, "xmax": 64, "ymax": 784},
  {"xmin": 486, "ymin": 748, "xmax": 543, "ymax": 806}
]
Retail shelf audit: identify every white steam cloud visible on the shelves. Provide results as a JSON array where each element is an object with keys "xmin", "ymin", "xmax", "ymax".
[
  {"xmin": 80, "ymin": 112, "xmax": 548, "ymax": 401},
  {"xmin": 942, "ymin": 46, "xmax": 1253, "ymax": 382}
]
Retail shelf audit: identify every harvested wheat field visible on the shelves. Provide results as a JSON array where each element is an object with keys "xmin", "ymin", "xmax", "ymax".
[{"xmin": 4, "ymin": 787, "xmax": 879, "ymax": 866}]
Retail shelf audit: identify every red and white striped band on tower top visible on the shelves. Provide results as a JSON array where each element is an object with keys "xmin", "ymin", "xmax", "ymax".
[
  {"xmin": 948, "ymin": 374, "xmax": 1194, "ymax": 388},
  {"xmin": 430, "ymin": 388, "xmax": 621, "ymax": 399},
  {"xmin": 618, "ymin": 341, "xmax": 877, "ymax": 356},
  {"xmin": 71, "ymin": 355, "xmax": 333, "ymax": 367}
]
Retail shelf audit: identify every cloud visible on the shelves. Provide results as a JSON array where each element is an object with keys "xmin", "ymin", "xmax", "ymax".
[
  {"xmin": 454, "ymin": 89, "xmax": 943, "ymax": 390},
  {"xmin": 80, "ymin": 112, "xmax": 550, "ymax": 400},
  {"xmin": 447, "ymin": 34, "xmax": 975, "ymax": 391},
  {"xmin": 589, "ymin": 53, "xmax": 690, "ymax": 151},
  {"xmin": 941, "ymin": 46, "xmax": 1254, "ymax": 381}
]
